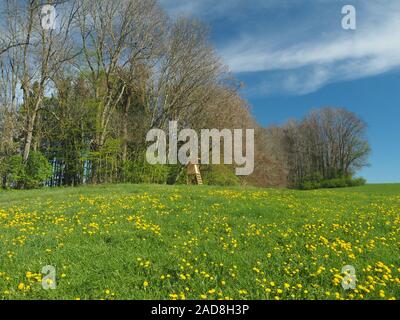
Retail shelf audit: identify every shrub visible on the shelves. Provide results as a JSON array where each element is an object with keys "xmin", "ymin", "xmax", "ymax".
[
  {"xmin": 123, "ymin": 158, "xmax": 169, "ymax": 184},
  {"xmin": 1, "ymin": 152, "xmax": 52, "ymax": 189},
  {"xmin": 296, "ymin": 176, "xmax": 367, "ymax": 190},
  {"xmin": 24, "ymin": 151, "xmax": 53, "ymax": 188},
  {"xmin": 348, "ymin": 177, "xmax": 367, "ymax": 187},
  {"xmin": 202, "ymin": 165, "xmax": 240, "ymax": 186},
  {"xmin": 298, "ymin": 180, "xmax": 321, "ymax": 190},
  {"xmin": 1, "ymin": 155, "xmax": 25, "ymax": 188},
  {"xmin": 167, "ymin": 165, "xmax": 187, "ymax": 185}
]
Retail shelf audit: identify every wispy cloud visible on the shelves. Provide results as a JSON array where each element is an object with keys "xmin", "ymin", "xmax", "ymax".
[
  {"xmin": 159, "ymin": 0, "xmax": 285, "ymax": 19},
  {"xmin": 160, "ymin": 0, "xmax": 400, "ymax": 95}
]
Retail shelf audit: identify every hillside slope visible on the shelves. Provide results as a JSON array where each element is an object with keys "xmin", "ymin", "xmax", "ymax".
[{"xmin": 0, "ymin": 184, "xmax": 399, "ymax": 300}]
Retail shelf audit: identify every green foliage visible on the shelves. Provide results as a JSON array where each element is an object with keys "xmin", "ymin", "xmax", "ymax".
[
  {"xmin": 202, "ymin": 165, "xmax": 240, "ymax": 186},
  {"xmin": 0, "ymin": 152, "xmax": 52, "ymax": 189},
  {"xmin": 349, "ymin": 177, "xmax": 367, "ymax": 187},
  {"xmin": 297, "ymin": 176, "xmax": 366, "ymax": 190},
  {"xmin": 123, "ymin": 157, "xmax": 169, "ymax": 185},
  {"xmin": 88, "ymin": 139, "xmax": 122, "ymax": 183},
  {"xmin": 0, "ymin": 155, "xmax": 25, "ymax": 188},
  {"xmin": 167, "ymin": 165, "xmax": 187, "ymax": 185},
  {"xmin": 24, "ymin": 152, "xmax": 53, "ymax": 189},
  {"xmin": 297, "ymin": 180, "xmax": 321, "ymax": 190}
]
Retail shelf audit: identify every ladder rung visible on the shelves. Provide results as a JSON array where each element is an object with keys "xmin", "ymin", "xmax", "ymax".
[{"xmin": 195, "ymin": 173, "xmax": 203, "ymax": 185}]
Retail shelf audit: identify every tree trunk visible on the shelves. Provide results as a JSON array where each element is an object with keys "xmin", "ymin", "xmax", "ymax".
[{"xmin": 22, "ymin": 96, "xmax": 42, "ymax": 163}]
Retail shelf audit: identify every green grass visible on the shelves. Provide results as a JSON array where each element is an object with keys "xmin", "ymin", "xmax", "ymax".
[{"xmin": 0, "ymin": 184, "xmax": 399, "ymax": 300}]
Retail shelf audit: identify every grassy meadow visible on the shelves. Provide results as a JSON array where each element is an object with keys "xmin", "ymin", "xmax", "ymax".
[{"xmin": 0, "ymin": 184, "xmax": 399, "ymax": 300}]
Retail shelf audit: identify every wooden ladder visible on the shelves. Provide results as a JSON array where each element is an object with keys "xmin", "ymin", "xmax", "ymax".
[{"xmin": 195, "ymin": 172, "xmax": 203, "ymax": 185}]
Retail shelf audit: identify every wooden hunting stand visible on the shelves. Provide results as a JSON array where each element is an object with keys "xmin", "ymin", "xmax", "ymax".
[{"xmin": 186, "ymin": 159, "xmax": 203, "ymax": 185}]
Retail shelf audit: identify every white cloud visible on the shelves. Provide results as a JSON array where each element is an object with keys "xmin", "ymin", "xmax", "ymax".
[
  {"xmin": 159, "ymin": 0, "xmax": 285, "ymax": 19},
  {"xmin": 222, "ymin": 2, "xmax": 400, "ymax": 94},
  {"xmin": 160, "ymin": 0, "xmax": 400, "ymax": 95}
]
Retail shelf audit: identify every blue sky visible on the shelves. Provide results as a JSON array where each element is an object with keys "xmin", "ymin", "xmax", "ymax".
[{"xmin": 160, "ymin": 0, "xmax": 400, "ymax": 183}]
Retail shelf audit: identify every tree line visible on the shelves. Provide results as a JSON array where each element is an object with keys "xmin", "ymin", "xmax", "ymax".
[
  {"xmin": 0, "ymin": 0, "xmax": 370, "ymax": 189},
  {"xmin": 266, "ymin": 108, "xmax": 370, "ymax": 189}
]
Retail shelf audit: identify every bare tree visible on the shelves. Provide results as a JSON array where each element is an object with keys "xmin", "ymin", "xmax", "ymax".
[
  {"xmin": 76, "ymin": 0, "xmax": 166, "ymax": 149},
  {"xmin": 278, "ymin": 107, "xmax": 370, "ymax": 187},
  {"xmin": 146, "ymin": 18, "xmax": 224, "ymax": 129},
  {"xmin": 0, "ymin": 0, "xmax": 79, "ymax": 163}
]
